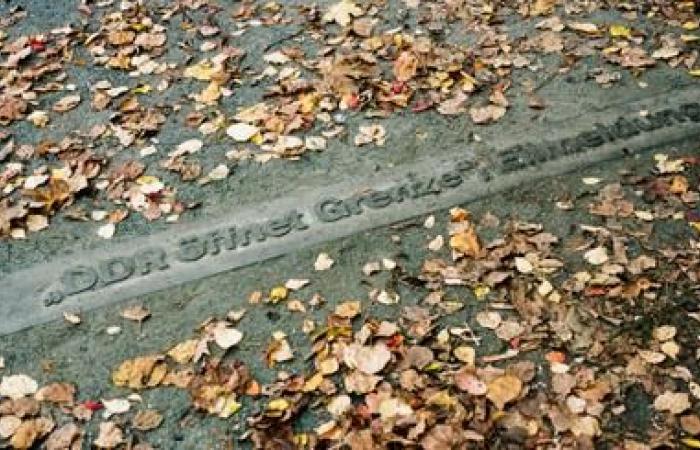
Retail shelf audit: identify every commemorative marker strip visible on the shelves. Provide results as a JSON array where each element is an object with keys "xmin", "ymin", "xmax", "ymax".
[{"xmin": 1, "ymin": 92, "xmax": 699, "ymax": 335}]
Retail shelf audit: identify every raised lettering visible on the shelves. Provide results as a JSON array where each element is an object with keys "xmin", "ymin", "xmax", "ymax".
[
  {"xmin": 61, "ymin": 266, "xmax": 98, "ymax": 295},
  {"xmin": 176, "ymin": 237, "xmax": 206, "ymax": 262},
  {"xmin": 315, "ymin": 198, "xmax": 350, "ymax": 222},
  {"xmin": 363, "ymin": 190, "xmax": 393, "ymax": 209},
  {"xmin": 439, "ymin": 171, "xmax": 462, "ymax": 188},
  {"xmin": 410, "ymin": 177, "xmax": 441, "ymax": 198},
  {"xmin": 235, "ymin": 225, "xmax": 267, "ymax": 247},
  {"xmin": 266, "ymin": 216, "xmax": 292, "ymax": 237},
  {"xmin": 136, "ymin": 248, "xmax": 169, "ymax": 275},
  {"xmin": 289, "ymin": 210, "xmax": 309, "ymax": 231},
  {"xmin": 100, "ymin": 256, "xmax": 135, "ymax": 285},
  {"xmin": 390, "ymin": 184, "xmax": 412, "ymax": 203},
  {"xmin": 204, "ymin": 230, "xmax": 236, "ymax": 255},
  {"xmin": 681, "ymin": 103, "xmax": 700, "ymax": 121}
]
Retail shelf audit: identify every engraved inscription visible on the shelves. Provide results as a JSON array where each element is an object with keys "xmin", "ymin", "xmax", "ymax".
[{"xmin": 38, "ymin": 102, "xmax": 700, "ymax": 307}]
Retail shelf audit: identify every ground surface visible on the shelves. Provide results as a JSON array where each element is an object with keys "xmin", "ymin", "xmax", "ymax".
[{"xmin": 0, "ymin": 1, "xmax": 700, "ymax": 449}]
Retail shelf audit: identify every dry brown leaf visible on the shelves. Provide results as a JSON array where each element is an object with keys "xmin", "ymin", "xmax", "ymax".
[
  {"xmin": 394, "ymin": 51, "xmax": 418, "ymax": 82},
  {"xmin": 112, "ymin": 355, "xmax": 166, "ymax": 389},
  {"xmin": 35, "ymin": 382, "xmax": 75, "ymax": 404},
  {"xmin": 470, "ymin": 105, "xmax": 506, "ymax": 124},
  {"xmin": 10, "ymin": 418, "xmax": 54, "ymax": 449},
  {"xmin": 450, "ymin": 227, "xmax": 481, "ymax": 258},
  {"xmin": 323, "ymin": 0, "xmax": 363, "ymax": 26},
  {"xmin": 167, "ymin": 339, "xmax": 199, "ymax": 364},
  {"xmin": 132, "ymin": 409, "xmax": 163, "ymax": 431},
  {"xmin": 52, "ymin": 95, "xmax": 81, "ymax": 113},
  {"xmin": 93, "ymin": 422, "xmax": 123, "ymax": 449},
  {"xmin": 121, "ymin": 305, "xmax": 151, "ymax": 322},
  {"xmin": 344, "ymin": 343, "xmax": 391, "ymax": 375},
  {"xmin": 335, "ymin": 301, "xmax": 361, "ymax": 318},
  {"xmin": 486, "ymin": 375, "xmax": 522, "ymax": 409},
  {"xmin": 45, "ymin": 423, "xmax": 80, "ymax": 450},
  {"xmin": 654, "ymin": 391, "xmax": 691, "ymax": 415}
]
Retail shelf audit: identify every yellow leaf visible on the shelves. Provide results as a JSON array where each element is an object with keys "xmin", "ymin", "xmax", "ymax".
[
  {"xmin": 184, "ymin": 61, "xmax": 219, "ymax": 81},
  {"xmin": 299, "ymin": 93, "xmax": 319, "ymax": 114},
  {"xmin": 609, "ymin": 24, "xmax": 631, "ymax": 38},
  {"xmin": 681, "ymin": 35, "xmax": 700, "ymax": 43},
  {"xmin": 303, "ymin": 372, "xmax": 324, "ymax": 392},
  {"xmin": 473, "ymin": 285, "xmax": 490, "ymax": 300},
  {"xmin": 423, "ymin": 361, "xmax": 442, "ymax": 372},
  {"xmin": 682, "ymin": 438, "xmax": 700, "ymax": 448},
  {"xmin": 133, "ymin": 84, "xmax": 152, "ymax": 94},
  {"xmin": 270, "ymin": 286, "xmax": 288, "ymax": 303},
  {"xmin": 683, "ymin": 21, "xmax": 699, "ymax": 31},
  {"xmin": 690, "ymin": 222, "xmax": 700, "ymax": 232},
  {"xmin": 267, "ymin": 398, "xmax": 290, "ymax": 411}
]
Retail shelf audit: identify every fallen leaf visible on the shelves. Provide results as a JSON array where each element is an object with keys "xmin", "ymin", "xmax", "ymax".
[
  {"xmin": 314, "ymin": 252, "xmax": 335, "ymax": 271},
  {"xmin": 470, "ymin": 105, "xmax": 506, "ymax": 124},
  {"xmin": 323, "ymin": 0, "xmax": 363, "ymax": 27},
  {"xmin": 584, "ymin": 246, "xmax": 608, "ymax": 265},
  {"xmin": 121, "ymin": 305, "xmax": 151, "ymax": 322},
  {"xmin": 335, "ymin": 301, "xmax": 361, "ymax": 318},
  {"xmin": 132, "ymin": 409, "xmax": 163, "ymax": 431},
  {"xmin": 52, "ymin": 95, "xmax": 81, "ymax": 113},
  {"xmin": 344, "ymin": 343, "xmax": 391, "ymax": 374},
  {"xmin": 654, "ymin": 391, "xmax": 691, "ymax": 415},
  {"xmin": 394, "ymin": 51, "xmax": 418, "ymax": 82},
  {"xmin": 285, "ymin": 278, "xmax": 310, "ymax": 291},
  {"xmin": 97, "ymin": 223, "xmax": 116, "ymax": 239},
  {"xmin": 227, "ymin": 123, "xmax": 259, "ymax": 142},
  {"xmin": 102, "ymin": 398, "xmax": 130, "ymax": 418},
  {"xmin": 35, "ymin": 382, "xmax": 75, "ymax": 404},
  {"xmin": 476, "ymin": 311, "xmax": 502, "ymax": 329},
  {"xmin": 10, "ymin": 418, "xmax": 54, "ymax": 450},
  {"xmin": 44, "ymin": 423, "xmax": 80, "ymax": 450},
  {"xmin": 94, "ymin": 422, "xmax": 123, "ymax": 449},
  {"xmin": 0, "ymin": 374, "xmax": 38, "ymax": 399},
  {"xmin": 487, "ymin": 375, "xmax": 522, "ymax": 409},
  {"xmin": 213, "ymin": 325, "xmax": 243, "ymax": 350}
]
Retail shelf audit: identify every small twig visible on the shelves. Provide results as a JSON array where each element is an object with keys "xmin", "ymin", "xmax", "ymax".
[{"xmin": 263, "ymin": 27, "xmax": 304, "ymax": 52}]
